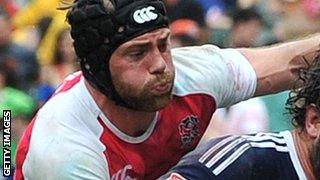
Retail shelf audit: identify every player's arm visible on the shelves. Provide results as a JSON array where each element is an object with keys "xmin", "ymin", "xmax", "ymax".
[{"xmin": 238, "ymin": 34, "xmax": 320, "ymax": 96}]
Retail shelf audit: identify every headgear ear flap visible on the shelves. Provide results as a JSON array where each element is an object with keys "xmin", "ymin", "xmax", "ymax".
[{"xmin": 67, "ymin": 0, "xmax": 169, "ymax": 108}]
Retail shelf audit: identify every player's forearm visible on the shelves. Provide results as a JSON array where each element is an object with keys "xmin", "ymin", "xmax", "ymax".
[{"xmin": 238, "ymin": 34, "xmax": 320, "ymax": 96}]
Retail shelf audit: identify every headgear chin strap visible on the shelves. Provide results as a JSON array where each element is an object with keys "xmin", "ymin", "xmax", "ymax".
[{"xmin": 67, "ymin": 0, "xmax": 169, "ymax": 108}]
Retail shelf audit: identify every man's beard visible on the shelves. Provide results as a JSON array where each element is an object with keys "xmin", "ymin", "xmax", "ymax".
[
  {"xmin": 311, "ymin": 134, "xmax": 320, "ymax": 180},
  {"xmin": 113, "ymin": 72, "xmax": 175, "ymax": 112}
]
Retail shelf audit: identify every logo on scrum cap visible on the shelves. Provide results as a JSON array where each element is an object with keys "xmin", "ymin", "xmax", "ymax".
[{"xmin": 133, "ymin": 6, "xmax": 158, "ymax": 24}]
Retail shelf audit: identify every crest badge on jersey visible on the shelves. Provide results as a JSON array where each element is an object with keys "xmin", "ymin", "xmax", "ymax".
[
  {"xmin": 178, "ymin": 115, "xmax": 200, "ymax": 148},
  {"xmin": 111, "ymin": 165, "xmax": 137, "ymax": 180}
]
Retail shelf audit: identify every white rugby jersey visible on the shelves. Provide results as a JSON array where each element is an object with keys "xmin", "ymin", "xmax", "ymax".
[
  {"xmin": 15, "ymin": 45, "xmax": 257, "ymax": 180},
  {"xmin": 160, "ymin": 131, "xmax": 307, "ymax": 180}
]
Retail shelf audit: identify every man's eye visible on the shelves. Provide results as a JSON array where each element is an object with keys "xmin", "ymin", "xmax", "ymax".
[
  {"xmin": 159, "ymin": 42, "xmax": 169, "ymax": 52},
  {"xmin": 129, "ymin": 50, "xmax": 144, "ymax": 57}
]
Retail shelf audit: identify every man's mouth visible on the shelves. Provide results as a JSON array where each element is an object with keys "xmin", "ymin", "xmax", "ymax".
[{"xmin": 153, "ymin": 82, "xmax": 170, "ymax": 94}]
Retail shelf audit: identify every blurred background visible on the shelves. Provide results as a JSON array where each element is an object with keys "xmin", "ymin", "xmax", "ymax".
[{"xmin": 1, "ymin": 0, "xmax": 320, "ymax": 178}]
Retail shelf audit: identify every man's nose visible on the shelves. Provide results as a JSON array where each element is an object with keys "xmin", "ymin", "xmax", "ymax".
[{"xmin": 148, "ymin": 49, "xmax": 167, "ymax": 74}]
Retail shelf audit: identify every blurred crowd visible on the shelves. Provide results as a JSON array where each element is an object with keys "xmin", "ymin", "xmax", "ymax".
[{"xmin": 1, "ymin": 0, "xmax": 320, "ymax": 174}]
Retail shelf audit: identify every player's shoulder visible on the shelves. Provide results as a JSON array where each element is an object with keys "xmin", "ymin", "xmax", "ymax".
[
  {"xmin": 171, "ymin": 45, "xmax": 222, "ymax": 71},
  {"xmin": 161, "ymin": 132, "xmax": 293, "ymax": 180},
  {"xmin": 39, "ymin": 71, "xmax": 98, "ymax": 120},
  {"xmin": 31, "ymin": 71, "xmax": 103, "ymax": 153},
  {"xmin": 170, "ymin": 44, "xmax": 255, "ymax": 108},
  {"xmin": 171, "ymin": 44, "xmax": 220, "ymax": 57},
  {"xmin": 204, "ymin": 132, "xmax": 291, "ymax": 172},
  {"xmin": 170, "ymin": 45, "xmax": 220, "ymax": 98}
]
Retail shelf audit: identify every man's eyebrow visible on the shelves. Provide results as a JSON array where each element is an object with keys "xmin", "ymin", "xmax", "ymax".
[
  {"xmin": 122, "ymin": 31, "xmax": 171, "ymax": 50},
  {"xmin": 123, "ymin": 40, "xmax": 151, "ymax": 50},
  {"xmin": 128, "ymin": 41, "xmax": 151, "ymax": 49}
]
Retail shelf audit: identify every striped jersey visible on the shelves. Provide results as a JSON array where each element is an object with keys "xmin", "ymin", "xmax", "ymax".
[
  {"xmin": 160, "ymin": 131, "xmax": 307, "ymax": 180},
  {"xmin": 14, "ymin": 45, "xmax": 257, "ymax": 179}
]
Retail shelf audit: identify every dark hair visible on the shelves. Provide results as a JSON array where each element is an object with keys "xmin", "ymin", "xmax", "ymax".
[
  {"xmin": 232, "ymin": 8, "xmax": 263, "ymax": 25},
  {"xmin": 286, "ymin": 54, "xmax": 320, "ymax": 129}
]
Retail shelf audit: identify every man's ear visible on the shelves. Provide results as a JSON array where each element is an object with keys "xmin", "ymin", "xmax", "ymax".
[{"xmin": 305, "ymin": 104, "xmax": 320, "ymax": 138}]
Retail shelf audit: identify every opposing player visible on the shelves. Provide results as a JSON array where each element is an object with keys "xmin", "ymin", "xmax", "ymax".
[
  {"xmin": 160, "ymin": 55, "xmax": 320, "ymax": 180},
  {"xmin": 14, "ymin": 0, "xmax": 320, "ymax": 179}
]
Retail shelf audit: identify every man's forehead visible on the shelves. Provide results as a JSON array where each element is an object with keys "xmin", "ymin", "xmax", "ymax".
[
  {"xmin": 115, "ymin": 28, "xmax": 170, "ymax": 51},
  {"xmin": 129, "ymin": 28, "xmax": 170, "ymax": 43}
]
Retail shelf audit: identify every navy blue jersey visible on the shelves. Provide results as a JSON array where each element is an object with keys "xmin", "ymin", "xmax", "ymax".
[{"xmin": 160, "ymin": 131, "xmax": 307, "ymax": 180}]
